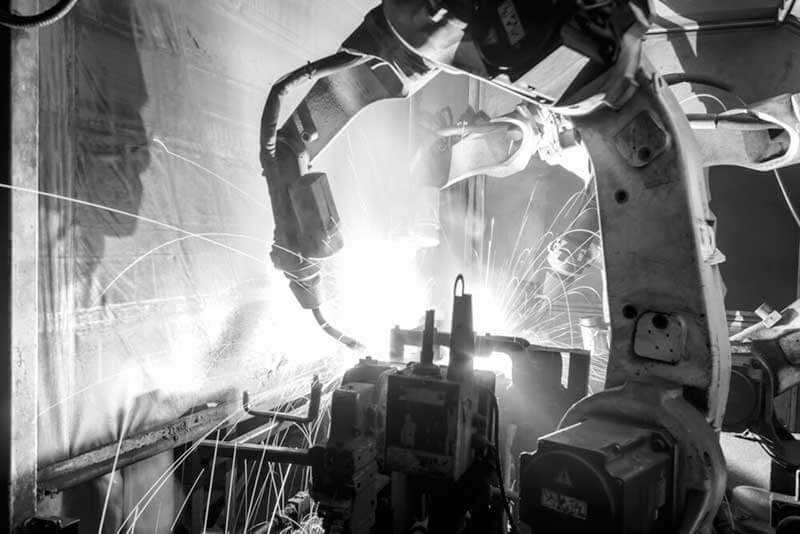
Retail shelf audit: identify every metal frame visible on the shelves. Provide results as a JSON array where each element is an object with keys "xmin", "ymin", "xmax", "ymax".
[
  {"xmin": 647, "ymin": 13, "xmax": 800, "ymax": 35},
  {"xmin": 6, "ymin": 0, "xmax": 40, "ymax": 528},
  {"xmin": 38, "ymin": 403, "xmax": 233, "ymax": 495},
  {"xmin": 0, "ymin": 13, "xmax": 11, "ymax": 533}
]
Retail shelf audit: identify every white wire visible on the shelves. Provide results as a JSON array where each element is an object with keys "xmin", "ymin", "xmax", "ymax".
[
  {"xmin": 679, "ymin": 93, "xmax": 728, "ymax": 112},
  {"xmin": 679, "ymin": 87, "xmax": 800, "ymax": 232},
  {"xmin": 774, "ymin": 169, "xmax": 800, "ymax": 229}
]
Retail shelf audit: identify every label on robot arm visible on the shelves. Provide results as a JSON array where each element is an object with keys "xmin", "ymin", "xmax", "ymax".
[
  {"xmin": 498, "ymin": 0, "xmax": 525, "ymax": 46},
  {"xmin": 541, "ymin": 488, "xmax": 588, "ymax": 521}
]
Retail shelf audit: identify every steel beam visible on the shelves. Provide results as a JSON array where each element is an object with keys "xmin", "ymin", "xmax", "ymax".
[
  {"xmin": 38, "ymin": 403, "xmax": 234, "ymax": 494},
  {"xmin": 198, "ymin": 441, "xmax": 312, "ymax": 466},
  {"xmin": 6, "ymin": 0, "xmax": 40, "ymax": 528},
  {"xmin": 647, "ymin": 15, "xmax": 800, "ymax": 36}
]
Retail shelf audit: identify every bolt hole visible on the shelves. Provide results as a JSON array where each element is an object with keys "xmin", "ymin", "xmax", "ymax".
[
  {"xmin": 622, "ymin": 305, "xmax": 638, "ymax": 319},
  {"xmin": 652, "ymin": 314, "xmax": 669, "ymax": 330},
  {"xmin": 638, "ymin": 146, "xmax": 652, "ymax": 161},
  {"xmin": 614, "ymin": 189, "xmax": 629, "ymax": 204}
]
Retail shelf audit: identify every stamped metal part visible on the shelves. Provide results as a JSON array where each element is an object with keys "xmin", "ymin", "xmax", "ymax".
[
  {"xmin": 614, "ymin": 111, "xmax": 670, "ymax": 171},
  {"xmin": 634, "ymin": 312, "xmax": 685, "ymax": 364}
]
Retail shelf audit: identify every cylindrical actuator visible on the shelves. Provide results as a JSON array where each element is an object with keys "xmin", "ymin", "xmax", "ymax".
[{"xmin": 448, "ymin": 275, "xmax": 475, "ymax": 383}]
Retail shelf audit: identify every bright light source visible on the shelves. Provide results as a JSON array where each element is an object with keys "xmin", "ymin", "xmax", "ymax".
[
  {"xmin": 472, "ymin": 284, "xmax": 513, "ymax": 335},
  {"xmin": 324, "ymin": 232, "xmax": 431, "ymax": 354},
  {"xmin": 474, "ymin": 351, "xmax": 513, "ymax": 378}
]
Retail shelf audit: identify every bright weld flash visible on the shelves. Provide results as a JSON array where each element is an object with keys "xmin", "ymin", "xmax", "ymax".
[
  {"xmin": 474, "ymin": 351, "xmax": 513, "ymax": 378},
  {"xmin": 471, "ymin": 284, "xmax": 513, "ymax": 335},
  {"xmin": 325, "ymin": 234, "xmax": 431, "ymax": 354}
]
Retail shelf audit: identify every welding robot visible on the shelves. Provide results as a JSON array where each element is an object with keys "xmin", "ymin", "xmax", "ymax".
[{"xmin": 258, "ymin": 1, "xmax": 800, "ymax": 533}]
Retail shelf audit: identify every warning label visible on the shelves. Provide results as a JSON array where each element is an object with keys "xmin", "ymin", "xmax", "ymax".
[
  {"xmin": 497, "ymin": 0, "xmax": 525, "ymax": 46},
  {"xmin": 541, "ymin": 488, "xmax": 588, "ymax": 520}
]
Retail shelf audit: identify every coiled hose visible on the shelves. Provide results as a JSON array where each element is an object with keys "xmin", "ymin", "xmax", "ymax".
[{"xmin": 0, "ymin": 0, "xmax": 78, "ymax": 29}]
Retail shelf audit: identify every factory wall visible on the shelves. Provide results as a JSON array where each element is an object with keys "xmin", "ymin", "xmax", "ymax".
[{"xmin": 32, "ymin": 1, "xmax": 426, "ymax": 531}]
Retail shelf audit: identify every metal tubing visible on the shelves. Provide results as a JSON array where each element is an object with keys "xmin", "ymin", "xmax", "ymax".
[
  {"xmin": 420, "ymin": 310, "xmax": 435, "ymax": 367},
  {"xmin": 38, "ymin": 404, "xmax": 232, "ymax": 493},
  {"xmin": 389, "ymin": 327, "xmax": 532, "ymax": 362},
  {"xmin": 243, "ymin": 376, "xmax": 322, "ymax": 425},
  {"xmin": 198, "ymin": 441, "xmax": 312, "ymax": 466},
  {"xmin": 647, "ymin": 17, "xmax": 777, "ymax": 35},
  {"xmin": 447, "ymin": 275, "xmax": 475, "ymax": 383}
]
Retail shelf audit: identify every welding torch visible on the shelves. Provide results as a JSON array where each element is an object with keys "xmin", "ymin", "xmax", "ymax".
[
  {"xmin": 258, "ymin": 8, "xmax": 439, "ymax": 351},
  {"xmin": 259, "ymin": 52, "xmax": 367, "ymax": 351}
]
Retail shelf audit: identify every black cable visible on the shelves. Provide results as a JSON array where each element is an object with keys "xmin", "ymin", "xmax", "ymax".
[
  {"xmin": 662, "ymin": 73, "xmax": 736, "ymax": 94},
  {"xmin": 774, "ymin": 169, "xmax": 800, "ymax": 229},
  {"xmin": 489, "ymin": 391, "xmax": 519, "ymax": 534},
  {"xmin": 259, "ymin": 52, "xmax": 365, "ymax": 164},
  {"xmin": 0, "ymin": 0, "xmax": 77, "ymax": 29},
  {"xmin": 311, "ymin": 307, "xmax": 365, "ymax": 352}
]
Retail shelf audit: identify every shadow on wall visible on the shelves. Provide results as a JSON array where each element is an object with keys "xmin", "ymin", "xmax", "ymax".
[
  {"xmin": 36, "ymin": 1, "xmax": 181, "ymax": 532},
  {"xmin": 73, "ymin": 0, "xmax": 149, "ymax": 307},
  {"xmin": 65, "ymin": 0, "xmax": 164, "ymax": 529},
  {"xmin": 37, "ymin": 1, "xmax": 324, "ymax": 530}
]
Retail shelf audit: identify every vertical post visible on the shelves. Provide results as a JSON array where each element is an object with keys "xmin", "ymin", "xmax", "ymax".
[
  {"xmin": 420, "ymin": 310, "xmax": 435, "ymax": 367},
  {"xmin": 464, "ymin": 78, "xmax": 486, "ymax": 276},
  {"xmin": 6, "ymin": 0, "xmax": 40, "ymax": 527},
  {"xmin": 448, "ymin": 276, "xmax": 474, "ymax": 383}
]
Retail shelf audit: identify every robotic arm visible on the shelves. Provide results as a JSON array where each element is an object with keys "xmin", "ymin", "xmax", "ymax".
[
  {"xmin": 259, "ymin": 0, "xmax": 650, "ymax": 344},
  {"xmin": 259, "ymin": 7, "xmax": 437, "ymax": 328},
  {"xmin": 257, "ymin": 1, "xmax": 800, "ymax": 532}
]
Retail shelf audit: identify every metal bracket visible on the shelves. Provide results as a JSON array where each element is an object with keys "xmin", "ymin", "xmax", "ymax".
[
  {"xmin": 633, "ymin": 312, "xmax": 685, "ymax": 363},
  {"xmin": 242, "ymin": 376, "xmax": 322, "ymax": 425},
  {"xmin": 694, "ymin": 93, "xmax": 800, "ymax": 172},
  {"xmin": 614, "ymin": 110, "xmax": 670, "ymax": 171}
]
